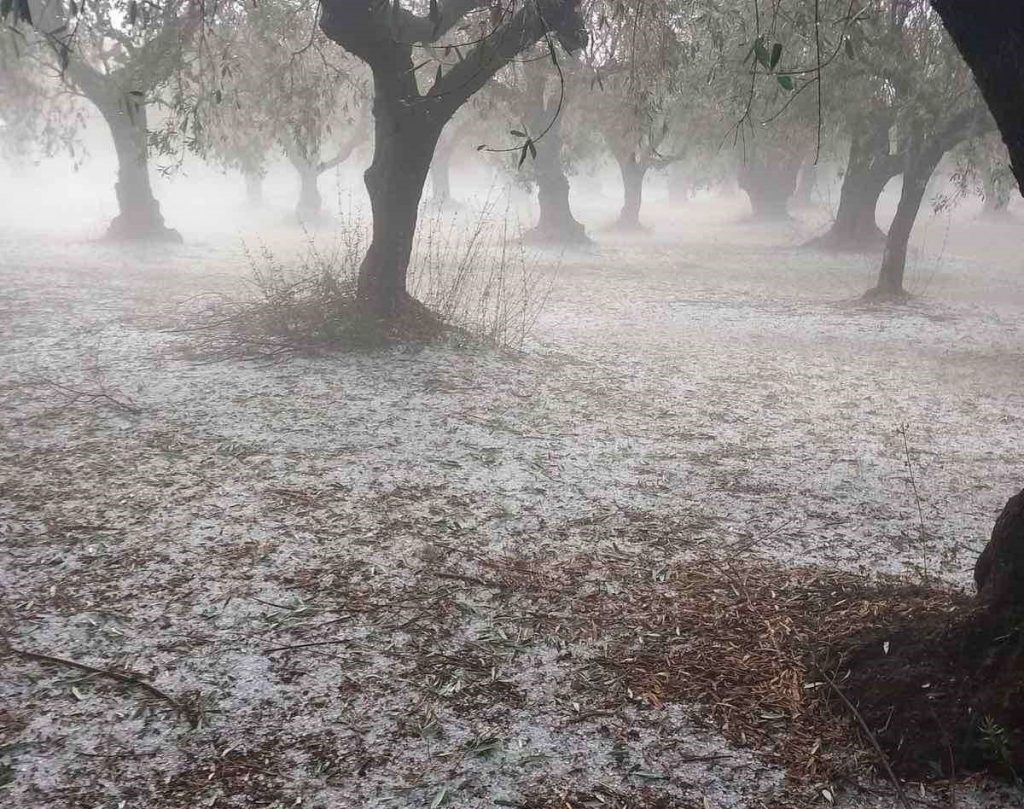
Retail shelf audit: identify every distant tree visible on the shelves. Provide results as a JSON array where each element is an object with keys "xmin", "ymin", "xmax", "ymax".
[
  {"xmin": 864, "ymin": 3, "xmax": 990, "ymax": 299},
  {"xmin": 581, "ymin": 0, "xmax": 688, "ymax": 231},
  {"xmin": 12, "ymin": 0, "xmax": 199, "ymax": 241},
  {"xmin": 160, "ymin": 0, "xmax": 370, "ymax": 223},
  {"xmin": 318, "ymin": 0, "xmax": 587, "ymax": 320},
  {"xmin": 0, "ymin": 35, "xmax": 83, "ymax": 165}
]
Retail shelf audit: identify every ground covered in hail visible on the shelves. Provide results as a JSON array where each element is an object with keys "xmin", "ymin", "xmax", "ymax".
[{"xmin": 3, "ymin": 195, "xmax": 1024, "ymax": 808}]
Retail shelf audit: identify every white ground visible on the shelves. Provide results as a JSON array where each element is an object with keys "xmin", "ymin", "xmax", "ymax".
[{"xmin": 2, "ymin": 167, "xmax": 1023, "ymax": 808}]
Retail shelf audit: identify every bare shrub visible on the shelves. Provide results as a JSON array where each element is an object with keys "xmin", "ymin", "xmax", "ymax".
[{"xmin": 181, "ymin": 196, "xmax": 553, "ymax": 360}]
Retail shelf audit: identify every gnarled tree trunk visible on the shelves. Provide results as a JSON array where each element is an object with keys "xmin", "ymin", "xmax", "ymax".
[
  {"xmin": 357, "ymin": 98, "xmax": 444, "ymax": 318},
  {"xmin": 975, "ymin": 489, "xmax": 1024, "ymax": 610},
  {"xmin": 930, "ymin": 1, "xmax": 1024, "ymax": 196},
  {"xmin": 99, "ymin": 95, "xmax": 180, "ymax": 242},
  {"xmin": 868, "ymin": 145, "xmax": 944, "ymax": 299},
  {"xmin": 522, "ymin": 67, "xmax": 588, "ymax": 245},
  {"xmin": 319, "ymin": 0, "xmax": 587, "ymax": 320},
  {"xmin": 613, "ymin": 154, "xmax": 648, "ymax": 230},
  {"xmin": 809, "ymin": 117, "xmax": 899, "ymax": 251},
  {"xmin": 738, "ymin": 152, "xmax": 801, "ymax": 221}
]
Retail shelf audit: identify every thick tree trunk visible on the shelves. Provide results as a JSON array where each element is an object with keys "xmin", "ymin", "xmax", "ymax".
[
  {"xmin": 808, "ymin": 119, "xmax": 898, "ymax": 251},
  {"xmin": 868, "ymin": 146, "xmax": 944, "ymax": 299},
  {"xmin": 738, "ymin": 153, "xmax": 801, "ymax": 221},
  {"xmin": 929, "ymin": 2, "xmax": 1024, "ymax": 196},
  {"xmin": 614, "ymin": 155, "xmax": 648, "ymax": 230},
  {"xmin": 975, "ymin": 489, "xmax": 1024, "ymax": 610},
  {"xmin": 99, "ymin": 97, "xmax": 180, "ymax": 242},
  {"xmin": 357, "ymin": 101, "xmax": 444, "ymax": 319},
  {"xmin": 523, "ymin": 79, "xmax": 588, "ymax": 245}
]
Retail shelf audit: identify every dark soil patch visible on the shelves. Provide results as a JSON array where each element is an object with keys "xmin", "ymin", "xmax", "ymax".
[{"xmin": 837, "ymin": 605, "xmax": 1024, "ymax": 781}]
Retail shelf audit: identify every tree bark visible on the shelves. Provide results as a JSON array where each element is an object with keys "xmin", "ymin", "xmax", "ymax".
[
  {"xmin": 809, "ymin": 116, "xmax": 900, "ymax": 251},
  {"xmin": 975, "ymin": 489, "xmax": 1024, "ymax": 610},
  {"xmin": 522, "ymin": 70, "xmax": 588, "ymax": 245},
  {"xmin": 613, "ymin": 154, "xmax": 648, "ymax": 230},
  {"xmin": 929, "ymin": 2, "xmax": 1024, "ymax": 196},
  {"xmin": 357, "ymin": 98, "xmax": 444, "ymax": 318},
  {"xmin": 318, "ymin": 0, "xmax": 587, "ymax": 319},
  {"xmin": 99, "ymin": 96, "xmax": 181, "ymax": 242},
  {"xmin": 738, "ymin": 152, "xmax": 801, "ymax": 221},
  {"xmin": 868, "ymin": 145, "xmax": 944, "ymax": 299}
]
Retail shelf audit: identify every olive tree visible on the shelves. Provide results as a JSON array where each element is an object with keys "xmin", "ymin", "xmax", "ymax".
[
  {"xmin": 318, "ymin": 0, "xmax": 587, "ymax": 320},
  {"xmin": 14, "ymin": 0, "xmax": 199, "ymax": 241}
]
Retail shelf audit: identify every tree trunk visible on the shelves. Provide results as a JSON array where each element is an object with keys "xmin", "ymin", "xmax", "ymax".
[
  {"xmin": 523, "ymin": 80, "xmax": 588, "ymax": 245},
  {"xmin": 738, "ymin": 153, "xmax": 801, "ymax": 221},
  {"xmin": 614, "ymin": 155, "xmax": 648, "ymax": 230},
  {"xmin": 99, "ymin": 96, "xmax": 180, "ymax": 242},
  {"xmin": 868, "ymin": 146, "xmax": 944, "ymax": 299},
  {"xmin": 357, "ymin": 101, "xmax": 444, "ymax": 319},
  {"xmin": 975, "ymin": 489, "xmax": 1024, "ymax": 610},
  {"xmin": 809, "ymin": 119, "xmax": 898, "ymax": 251},
  {"xmin": 929, "ymin": 2, "xmax": 1024, "ymax": 196}
]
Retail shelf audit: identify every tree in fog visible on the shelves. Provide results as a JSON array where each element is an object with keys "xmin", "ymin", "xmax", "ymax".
[
  {"xmin": 10, "ymin": 0, "xmax": 199, "ymax": 241},
  {"xmin": 162, "ymin": 0, "xmax": 371, "ymax": 222},
  {"xmin": 479, "ymin": 43, "xmax": 592, "ymax": 244},
  {"xmin": 318, "ymin": 0, "xmax": 587, "ymax": 321},
  {"xmin": 582, "ymin": 0, "xmax": 688, "ymax": 231},
  {"xmin": 0, "ymin": 33, "xmax": 83, "ymax": 165},
  {"xmin": 863, "ymin": 2, "xmax": 989, "ymax": 299}
]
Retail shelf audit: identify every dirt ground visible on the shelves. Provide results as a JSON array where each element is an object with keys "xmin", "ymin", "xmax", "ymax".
[{"xmin": 2, "ymin": 178, "xmax": 1024, "ymax": 808}]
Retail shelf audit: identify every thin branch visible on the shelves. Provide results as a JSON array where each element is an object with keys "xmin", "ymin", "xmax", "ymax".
[{"xmin": 8, "ymin": 643, "xmax": 198, "ymax": 727}]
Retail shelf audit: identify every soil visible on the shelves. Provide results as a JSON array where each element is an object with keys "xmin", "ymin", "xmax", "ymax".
[{"xmin": 837, "ymin": 604, "xmax": 1024, "ymax": 781}]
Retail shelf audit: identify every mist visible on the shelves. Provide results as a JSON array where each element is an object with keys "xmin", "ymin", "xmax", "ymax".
[{"xmin": 3, "ymin": 2, "xmax": 1024, "ymax": 808}]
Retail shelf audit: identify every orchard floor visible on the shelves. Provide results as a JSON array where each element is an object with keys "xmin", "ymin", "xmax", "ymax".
[{"xmin": 3, "ymin": 188, "xmax": 1024, "ymax": 808}]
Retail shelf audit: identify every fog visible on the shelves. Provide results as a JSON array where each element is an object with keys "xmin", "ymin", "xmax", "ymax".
[{"xmin": 5, "ymin": 7, "xmax": 1024, "ymax": 807}]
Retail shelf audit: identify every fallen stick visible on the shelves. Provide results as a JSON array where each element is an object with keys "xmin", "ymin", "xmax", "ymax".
[
  {"xmin": 9, "ymin": 645, "xmax": 197, "ymax": 727},
  {"xmin": 820, "ymin": 668, "xmax": 913, "ymax": 809}
]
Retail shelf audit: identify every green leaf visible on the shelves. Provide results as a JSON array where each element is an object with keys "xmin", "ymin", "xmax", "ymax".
[
  {"xmin": 518, "ymin": 141, "xmax": 530, "ymax": 169},
  {"xmin": 753, "ymin": 36, "xmax": 770, "ymax": 69},
  {"xmin": 777, "ymin": 74, "xmax": 794, "ymax": 91},
  {"xmin": 845, "ymin": 37, "xmax": 855, "ymax": 59},
  {"xmin": 769, "ymin": 43, "xmax": 782, "ymax": 70},
  {"xmin": 509, "ymin": 129, "xmax": 526, "ymax": 138}
]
